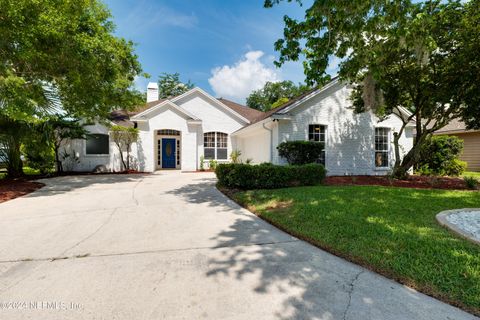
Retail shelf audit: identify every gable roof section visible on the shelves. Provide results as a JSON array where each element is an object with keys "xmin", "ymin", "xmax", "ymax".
[
  {"xmin": 234, "ymin": 77, "xmax": 415, "ymax": 134},
  {"xmin": 131, "ymin": 100, "xmax": 201, "ymax": 121},
  {"xmin": 170, "ymin": 87, "xmax": 251, "ymax": 124},
  {"xmin": 217, "ymin": 98, "xmax": 265, "ymax": 122},
  {"xmin": 111, "ymin": 88, "xmax": 263, "ymax": 126},
  {"xmin": 234, "ymin": 78, "xmax": 340, "ymax": 133}
]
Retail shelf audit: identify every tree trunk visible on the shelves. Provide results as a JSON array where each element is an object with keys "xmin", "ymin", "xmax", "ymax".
[
  {"xmin": 54, "ymin": 146, "xmax": 63, "ymax": 173},
  {"xmin": 391, "ymin": 131, "xmax": 429, "ymax": 179},
  {"xmin": 126, "ymin": 148, "xmax": 130, "ymax": 171},
  {"xmin": 116, "ymin": 143, "xmax": 126, "ymax": 172}
]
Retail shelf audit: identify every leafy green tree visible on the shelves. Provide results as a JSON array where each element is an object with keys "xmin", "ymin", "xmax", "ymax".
[
  {"xmin": 246, "ymin": 81, "xmax": 311, "ymax": 112},
  {"xmin": 47, "ymin": 117, "xmax": 88, "ymax": 173},
  {"xmin": 110, "ymin": 126, "xmax": 139, "ymax": 171},
  {"xmin": 0, "ymin": 0, "xmax": 144, "ymax": 176},
  {"xmin": 0, "ymin": 116, "xmax": 30, "ymax": 177},
  {"xmin": 266, "ymin": 0, "xmax": 480, "ymax": 178},
  {"xmin": 22, "ymin": 131, "xmax": 55, "ymax": 175},
  {"xmin": 158, "ymin": 73, "xmax": 194, "ymax": 99}
]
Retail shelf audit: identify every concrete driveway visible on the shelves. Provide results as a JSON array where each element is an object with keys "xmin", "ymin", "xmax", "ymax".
[{"xmin": 0, "ymin": 172, "xmax": 477, "ymax": 320}]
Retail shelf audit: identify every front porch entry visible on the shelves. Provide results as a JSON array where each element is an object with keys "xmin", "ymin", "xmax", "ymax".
[{"xmin": 156, "ymin": 129, "xmax": 181, "ymax": 170}]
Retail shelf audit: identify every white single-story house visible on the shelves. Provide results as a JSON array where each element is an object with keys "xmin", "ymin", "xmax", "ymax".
[{"xmin": 62, "ymin": 78, "xmax": 414, "ymax": 175}]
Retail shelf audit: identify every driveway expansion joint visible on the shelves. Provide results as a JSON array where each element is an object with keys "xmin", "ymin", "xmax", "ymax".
[
  {"xmin": 0, "ymin": 239, "xmax": 300, "ymax": 264},
  {"xmin": 342, "ymin": 270, "xmax": 365, "ymax": 320}
]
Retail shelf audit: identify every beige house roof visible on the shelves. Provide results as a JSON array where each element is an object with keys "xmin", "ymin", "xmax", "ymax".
[{"xmin": 434, "ymin": 119, "xmax": 479, "ymax": 134}]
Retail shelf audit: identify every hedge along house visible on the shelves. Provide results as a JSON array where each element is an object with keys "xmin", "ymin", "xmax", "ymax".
[
  {"xmin": 233, "ymin": 78, "xmax": 415, "ymax": 176},
  {"xmin": 64, "ymin": 78, "xmax": 414, "ymax": 175}
]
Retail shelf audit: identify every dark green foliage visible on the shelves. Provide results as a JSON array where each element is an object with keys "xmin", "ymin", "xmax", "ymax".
[
  {"xmin": 0, "ymin": 0, "xmax": 143, "ymax": 175},
  {"xmin": 22, "ymin": 141, "xmax": 54, "ymax": 174},
  {"xmin": 246, "ymin": 81, "xmax": 312, "ymax": 112},
  {"xmin": 157, "ymin": 72, "xmax": 194, "ymax": 99},
  {"xmin": 417, "ymin": 136, "xmax": 466, "ymax": 176},
  {"xmin": 0, "ymin": 116, "xmax": 28, "ymax": 177},
  {"xmin": 464, "ymin": 176, "xmax": 479, "ymax": 190},
  {"xmin": 277, "ymin": 141, "xmax": 324, "ymax": 165},
  {"xmin": 215, "ymin": 163, "xmax": 326, "ymax": 189}
]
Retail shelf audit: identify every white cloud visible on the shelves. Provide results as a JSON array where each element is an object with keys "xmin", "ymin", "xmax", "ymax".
[{"xmin": 208, "ymin": 50, "xmax": 280, "ymax": 102}]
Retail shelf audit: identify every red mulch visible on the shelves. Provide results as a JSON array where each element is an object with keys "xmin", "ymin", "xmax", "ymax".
[
  {"xmin": 325, "ymin": 175, "xmax": 472, "ymax": 190},
  {"xmin": 0, "ymin": 179, "xmax": 45, "ymax": 203}
]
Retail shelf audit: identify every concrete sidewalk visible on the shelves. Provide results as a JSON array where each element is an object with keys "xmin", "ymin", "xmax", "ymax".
[{"xmin": 0, "ymin": 172, "xmax": 477, "ymax": 319}]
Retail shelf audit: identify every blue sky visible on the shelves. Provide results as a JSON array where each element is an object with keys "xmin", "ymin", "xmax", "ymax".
[{"xmin": 104, "ymin": 0, "xmax": 317, "ymax": 103}]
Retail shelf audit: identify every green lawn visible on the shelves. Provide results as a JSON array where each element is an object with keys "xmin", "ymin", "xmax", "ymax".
[
  {"xmin": 232, "ymin": 185, "xmax": 480, "ymax": 314},
  {"xmin": 463, "ymin": 171, "xmax": 480, "ymax": 179}
]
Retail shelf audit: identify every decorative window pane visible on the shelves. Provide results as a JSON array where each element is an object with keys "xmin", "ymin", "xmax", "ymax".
[
  {"xmin": 217, "ymin": 148, "xmax": 228, "ymax": 160},
  {"xmin": 203, "ymin": 132, "xmax": 228, "ymax": 160},
  {"xmin": 204, "ymin": 148, "xmax": 215, "ymax": 160},
  {"xmin": 217, "ymin": 132, "xmax": 227, "ymax": 148},
  {"xmin": 308, "ymin": 124, "xmax": 326, "ymax": 165},
  {"xmin": 204, "ymin": 132, "xmax": 216, "ymax": 148},
  {"xmin": 176, "ymin": 140, "xmax": 180, "ymax": 165},
  {"xmin": 375, "ymin": 128, "xmax": 389, "ymax": 167},
  {"xmin": 158, "ymin": 129, "xmax": 180, "ymax": 136},
  {"xmin": 86, "ymin": 134, "xmax": 109, "ymax": 155}
]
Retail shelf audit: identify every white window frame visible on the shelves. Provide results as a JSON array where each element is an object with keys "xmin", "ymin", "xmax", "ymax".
[
  {"xmin": 374, "ymin": 127, "xmax": 390, "ymax": 169},
  {"xmin": 204, "ymin": 132, "xmax": 228, "ymax": 160},
  {"xmin": 307, "ymin": 124, "xmax": 326, "ymax": 166}
]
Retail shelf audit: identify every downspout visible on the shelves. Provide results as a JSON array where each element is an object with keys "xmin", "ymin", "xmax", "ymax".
[{"xmin": 262, "ymin": 122, "xmax": 273, "ymax": 163}]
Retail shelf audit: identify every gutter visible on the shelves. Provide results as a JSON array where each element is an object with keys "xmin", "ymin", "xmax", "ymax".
[{"xmin": 262, "ymin": 122, "xmax": 273, "ymax": 162}]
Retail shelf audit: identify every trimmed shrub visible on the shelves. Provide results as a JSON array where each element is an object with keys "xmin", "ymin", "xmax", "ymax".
[
  {"xmin": 417, "ymin": 135, "xmax": 466, "ymax": 176},
  {"xmin": 277, "ymin": 141, "xmax": 324, "ymax": 165},
  {"xmin": 464, "ymin": 176, "xmax": 479, "ymax": 190},
  {"xmin": 215, "ymin": 163, "xmax": 326, "ymax": 189}
]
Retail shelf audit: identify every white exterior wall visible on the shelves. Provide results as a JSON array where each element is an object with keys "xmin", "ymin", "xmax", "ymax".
[
  {"xmin": 273, "ymin": 83, "xmax": 413, "ymax": 176},
  {"xmin": 174, "ymin": 92, "xmax": 247, "ymax": 169},
  {"xmin": 137, "ymin": 107, "xmax": 199, "ymax": 172},
  {"xmin": 61, "ymin": 122, "xmax": 141, "ymax": 172},
  {"xmin": 235, "ymin": 125, "xmax": 271, "ymax": 164},
  {"xmin": 69, "ymin": 90, "xmax": 249, "ymax": 173}
]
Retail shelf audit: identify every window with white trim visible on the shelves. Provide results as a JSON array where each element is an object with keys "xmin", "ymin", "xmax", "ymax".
[
  {"xmin": 86, "ymin": 134, "xmax": 109, "ymax": 155},
  {"xmin": 204, "ymin": 132, "xmax": 228, "ymax": 160},
  {"xmin": 308, "ymin": 124, "xmax": 326, "ymax": 165},
  {"xmin": 375, "ymin": 128, "xmax": 389, "ymax": 167}
]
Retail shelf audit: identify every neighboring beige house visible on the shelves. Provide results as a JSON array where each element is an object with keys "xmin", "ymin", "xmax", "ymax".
[{"xmin": 434, "ymin": 119, "xmax": 480, "ymax": 172}]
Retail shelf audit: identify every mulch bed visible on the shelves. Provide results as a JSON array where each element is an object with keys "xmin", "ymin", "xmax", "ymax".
[
  {"xmin": 0, "ymin": 179, "xmax": 45, "ymax": 203},
  {"xmin": 325, "ymin": 175, "xmax": 472, "ymax": 190}
]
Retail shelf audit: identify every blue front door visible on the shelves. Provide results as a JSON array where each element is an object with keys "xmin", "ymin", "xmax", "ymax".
[{"xmin": 162, "ymin": 138, "xmax": 176, "ymax": 168}]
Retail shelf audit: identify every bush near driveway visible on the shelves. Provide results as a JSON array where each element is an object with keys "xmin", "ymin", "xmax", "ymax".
[
  {"xmin": 232, "ymin": 185, "xmax": 480, "ymax": 315},
  {"xmin": 215, "ymin": 163, "xmax": 326, "ymax": 189}
]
